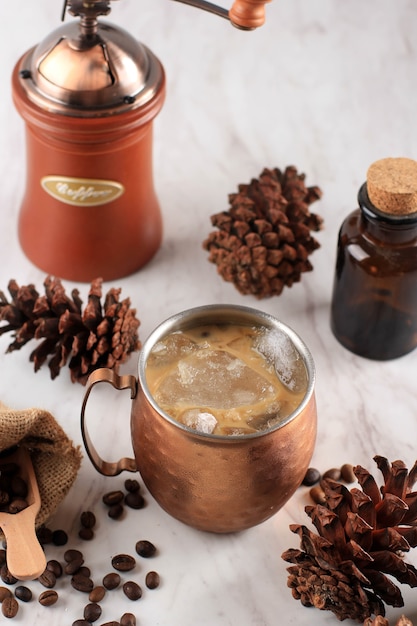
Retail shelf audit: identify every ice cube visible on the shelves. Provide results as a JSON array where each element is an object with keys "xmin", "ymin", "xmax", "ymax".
[
  {"xmin": 154, "ymin": 349, "xmax": 275, "ymax": 410},
  {"xmin": 147, "ymin": 332, "xmax": 198, "ymax": 368},
  {"xmin": 182, "ymin": 409, "xmax": 218, "ymax": 434},
  {"xmin": 255, "ymin": 329, "xmax": 308, "ymax": 394}
]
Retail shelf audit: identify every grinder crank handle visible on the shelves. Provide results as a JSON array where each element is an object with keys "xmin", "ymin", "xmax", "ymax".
[
  {"xmin": 171, "ymin": 0, "xmax": 271, "ymax": 30},
  {"xmin": 229, "ymin": 0, "xmax": 271, "ymax": 29}
]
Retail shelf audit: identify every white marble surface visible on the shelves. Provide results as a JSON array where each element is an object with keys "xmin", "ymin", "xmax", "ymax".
[{"xmin": 0, "ymin": 0, "xmax": 417, "ymax": 624}]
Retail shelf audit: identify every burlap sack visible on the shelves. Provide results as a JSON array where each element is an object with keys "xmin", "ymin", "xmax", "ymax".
[{"xmin": 0, "ymin": 402, "xmax": 82, "ymax": 527}]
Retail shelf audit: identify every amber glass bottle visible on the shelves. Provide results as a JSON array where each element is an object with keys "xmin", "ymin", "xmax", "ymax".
[{"xmin": 330, "ymin": 158, "xmax": 417, "ymax": 360}]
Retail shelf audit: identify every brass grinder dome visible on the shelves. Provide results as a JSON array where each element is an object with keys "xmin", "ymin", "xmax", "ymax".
[{"xmin": 16, "ymin": 16, "xmax": 164, "ymax": 117}]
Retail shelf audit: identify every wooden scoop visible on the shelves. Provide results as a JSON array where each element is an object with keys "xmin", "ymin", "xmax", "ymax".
[{"xmin": 0, "ymin": 447, "xmax": 46, "ymax": 580}]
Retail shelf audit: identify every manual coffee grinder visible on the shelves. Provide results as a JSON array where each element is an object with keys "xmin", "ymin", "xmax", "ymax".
[{"xmin": 12, "ymin": 0, "xmax": 270, "ymax": 282}]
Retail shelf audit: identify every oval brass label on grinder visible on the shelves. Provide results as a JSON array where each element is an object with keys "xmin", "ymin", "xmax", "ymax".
[{"xmin": 41, "ymin": 176, "xmax": 125, "ymax": 207}]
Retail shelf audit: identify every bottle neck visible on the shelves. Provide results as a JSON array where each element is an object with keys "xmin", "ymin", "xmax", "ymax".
[{"xmin": 358, "ymin": 183, "xmax": 417, "ymax": 244}]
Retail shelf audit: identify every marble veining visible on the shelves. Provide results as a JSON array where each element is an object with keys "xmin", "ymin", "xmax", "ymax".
[{"xmin": 0, "ymin": 0, "xmax": 416, "ymax": 624}]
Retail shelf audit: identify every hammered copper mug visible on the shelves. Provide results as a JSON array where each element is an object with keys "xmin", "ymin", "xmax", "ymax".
[{"xmin": 81, "ymin": 304, "xmax": 317, "ymax": 533}]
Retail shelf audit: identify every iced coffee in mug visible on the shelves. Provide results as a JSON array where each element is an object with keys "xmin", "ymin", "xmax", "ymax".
[{"xmin": 81, "ymin": 305, "xmax": 317, "ymax": 533}]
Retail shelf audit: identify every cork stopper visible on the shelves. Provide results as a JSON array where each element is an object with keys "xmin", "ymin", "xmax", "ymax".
[{"xmin": 367, "ymin": 157, "xmax": 417, "ymax": 216}]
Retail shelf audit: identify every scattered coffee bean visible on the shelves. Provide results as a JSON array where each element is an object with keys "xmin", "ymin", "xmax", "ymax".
[
  {"xmin": 89, "ymin": 585, "xmax": 106, "ymax": 603},
  {"xmin": 1, "ymin": 564, "xmax": 17, "ymax": 586},
  {"xmin": 52, "ymin": 529, "xmax": 68, "ymax": 546},
  {"xmin": 302, "ymin": 467, "xmax": 321, "ymax": 487},
  {"xmin": 108, "ymin": 503, "xmax": 124, "ymax": 520},
  {"xmin": 38, "ymin": 568, "xmax": 57, "ymax": 588},
  {"xmin": 103, "ymin": 572, "xmax": 121, "ymax": 590},
  {"xmin": 145, "ymin": 571, "xmax": 160, "ymax": 589},
  {"xmin": 36, "ymin": 526, "xmax": 53, "ymax": 545},
  {"xmin": 78, "ymin": 566, "xmax": 91, "ymax": 578},
  {"xmin": 84, "ymin": 602, "xmax": 102, "ymax": 622},
  {"xmin": 46, "ymin": 559, "xmax": 63, "ymax": 578},
  {"xmin": 341, "ymin": 463, "xmax": 356, "ymax": 483},
  {"xmin": 135, "ymin": 540, "xmax": 156, "ymax": 558},
  {"xmin": 121, "ymin": 613, "xmax": 136, "ymax": 626},
  {"xmin": 322, "ymin": 467, "xmax": 342, "ymax": 481},
  {"xmin": 0, "ymin": 550, "xmax": 6, "ymax": 567},
  {"xmin": 38, "ymin": 589, "xmax": 58, "ymax": 606},
  {"xmin": 0, "ymin": 586, "xmax": 12, "ymax": 601},
  {"xmin": 72, "ymin": 620, "xmax": 91, "ymax": 626},
  {"xmin": 103, "ymin": 491, "xmax": 124, "ymax": 506},
  {"xmin": 123, "ymin": 581, "xmax": 142, "ymax": 601},
  {"xmin": 309, "ymin": 485, "xmax": 326, "ymax": 505},
  {"xmin": 111, "ymin": 554, "xmax": 136, "ymax": 572},
  {"xmin": 71, "ymin": 574, "xmax": 94, "ymax": 593},
  {"xmin": 124, "ymin": 479, "xmax": 140, "ymax": 493},
  {"xmin": 79, "ymin": 527, "xmax": 94, "ymax": 541},
  {"xmin": 65, "ymin": 557, "xmax": 85, "ymax": 575},
  {"xmin": 80, "ymin": 511, "xmax": 96, "ymax": 529},
  {"xmin": 14, "ymin": 585, "xmax": 32, "ymax": 602},
  {"xmin": 64, "ymin": 549, "xmax": 84, "ymax": 563},
  {"xmin": 2, "ymin": 595, "xmax": 18, "ymax": 618},
  {"xmin": 125, "ymin": 492, "xmax": 145, "ymax": 510}
]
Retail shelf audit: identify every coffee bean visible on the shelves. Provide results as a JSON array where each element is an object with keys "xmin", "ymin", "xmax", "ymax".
[
  {"xmin": 135, "ymin": 540, "xmax": 156, "ymax": 558},
  {"xmin": 37, "ymin": 526, "xmax": 53, "ymax": 545},
  {"xmin": 38, "ymin": 590, "xmax": 58, "ymax": 606},
  {"xmin": 65, "ymin": 557, "xmax": 85, "ymax": 575},
  {"xmin": 121, "ymin": 613, "xmax": 136, "ymax": 626},
  {"xmin": 103, "ymin": 572, "xmax": 121, "ymax": 590},
  {"xmin": 0, "ymin": 462, "xmax": 19, "ymax": 475},
  {"xmin": 125, "ymin": 492, "xmax": 145, "ymax": 510},
  {"xmin": 80, "ymin": 511, "xmax": 96, "ymax": 529},
  {"xmin": 79, "ymin": 527, "xmax": 94, "ymax": 541},
  {"xmin": 8, "ymin": 498, "xmax": 28, "ymax": 513},
  {"xmin": 38, "ymin": 568, "xmax": 57, "ymax": 588},
  {"xmin": 108, "ymin": 503, "xmax": 124, "ymax": 520},
  {"xmin": 64, "ymin": 549, "xmax": 84, "ymax": 563},
  {"xmin": 52, "ymin": 529, "xmax": 68, "ymax": 546},
  {"xmin": 0, "ymin": 550, "xmax": 7, "ymax": 567},
  {"xmin": 0, "ymin": 586, "xmax": 12, "ymax": 601},
  {"xmin": 10, "ymin": 476, "xmax": 28, "ymax": 498},
  {"xmin": 341, "ymin": 463, "xmax": 356, "ymax": 483},
  {"xmin": 71, "ymin": 574, "xmax": 94, "ymax": 593},
  {"xmin": 123, "ymin": 581, "xmax": 142, "ymax": 601},
  {"xmin": 302, "ymin": 467, "xmax": 321, "ymax": 486},
  {"xmin": 2, "ymin": 595, "xmax": 18, "ymax": 617},
  {"xmin": 84, "ymin": 602, "xmax": 102, "ymax": 622},
  {"xmin": 111, "ymin": 554, "xmax": 136, "ymax": 572},
  {"xmin": 1, "ymin": 564, "xmax": 17, "ymax": 585},
  {"xmin": 309, "ymin": 485, "xmax": 326, "ymax": 505},
  {"xmin": 72, "ymin": 621, "xmax": 91, "ymax": 626},
  {"xmin": 102, "ymin": 491, "xmax": 124, "ymax": 506},
  {"xmin": 15, "ymin": 585, "xmax": 32, "ymax": 602},
  {"xmin": 78, "ymin": 566, "xmax": 91, "ymax": 578},
  {"xmin": 145, "ymin": 571, "xmax": 160, "ymax": 589},
  {"xmin": 89, "ymin": 585, "xmax": 106, "ymax": 603},
  {"xmin": 46, "ymin": 559, "xmax": 63, "ymax": 578},
  {"xmin": 322, "ymin": 467, "xmax": 342, "ymax": 481},
  {"xmin": 124, "ymin": 479, "xmax": 140, "ymax": 493}
]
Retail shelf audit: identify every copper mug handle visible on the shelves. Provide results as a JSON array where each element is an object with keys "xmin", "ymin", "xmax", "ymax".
[{"xmin": 81, "ymin": 368, "xmax": 138, "ymax": 476}]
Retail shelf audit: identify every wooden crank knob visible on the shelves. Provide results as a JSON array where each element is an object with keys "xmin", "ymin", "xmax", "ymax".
[{"xmin": 229, "ymin": 0, "xmax": 271, "ymax": 29}]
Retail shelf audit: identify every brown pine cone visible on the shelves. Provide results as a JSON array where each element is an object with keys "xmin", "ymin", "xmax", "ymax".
[
  {"xmin": 203, "ymin": 166, "xmax": 323, "ymax": 298},
  {"xmin": 363, "ymin": 617, "xmax": 414, "ymax": 626},
  {"xmin": 0, "ymin": 276, "xmax": 140, "ymax": 384},
  {"xmin": 282, "ymin": 457, "xmax": 417, "ymax": 622}
]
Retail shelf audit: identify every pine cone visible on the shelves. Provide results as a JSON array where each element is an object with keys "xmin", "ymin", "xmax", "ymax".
[
  {"xmin": 203, "ymin": 166, "xmax": 323, "ymax": 298},
  {"xmin": 282, "ymin": 457, "xmax": 417, "ymax": 622},
  {"xmin": 364, "ymin": 616, "xmax": 414, "ymax": 626},
  {"xmin": 0, "ymin": 276, "xmax": 141, "ymax": 384}
]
